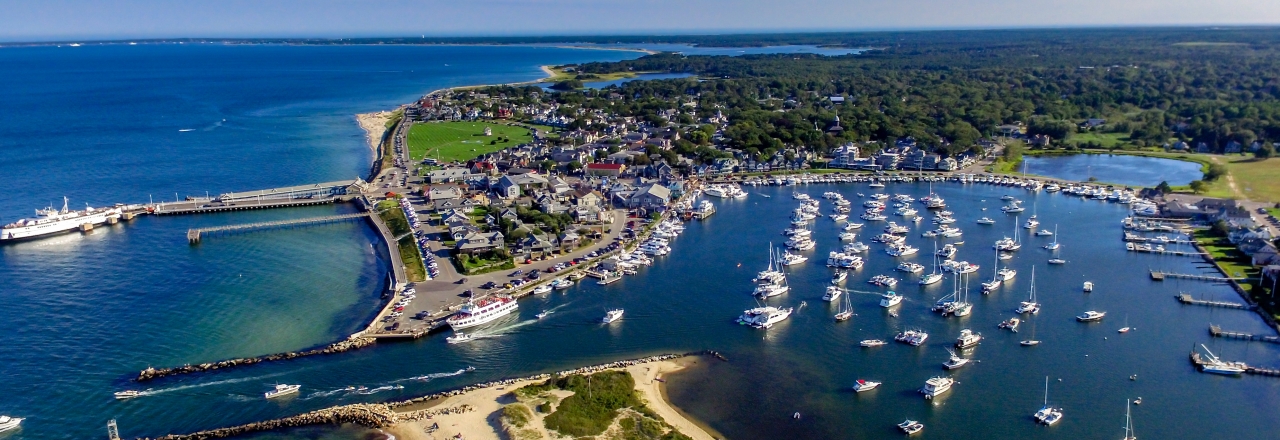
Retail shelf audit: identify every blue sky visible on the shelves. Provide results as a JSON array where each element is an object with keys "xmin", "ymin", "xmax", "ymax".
[{"xmin": 3, "ymin": 0, "xmax": 1279, "ymax": 42}]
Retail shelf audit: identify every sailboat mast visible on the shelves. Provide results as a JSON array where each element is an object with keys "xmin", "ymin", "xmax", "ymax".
[{"xmin": 1043, "ymin": 376, "xmax": 1049, "ymax": 406}]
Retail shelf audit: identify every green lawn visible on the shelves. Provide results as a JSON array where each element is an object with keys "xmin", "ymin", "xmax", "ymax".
[
  {"xmin": 1065, "ymin": 132, "xmax": 1130, "ymax": 148},
  {"xmin": 407, "ymin": 121, "xmax": 535, "ymax": 163},
  {"xmin": 376, "ymin": 200, "xmax": 426, "ymax": 282}
]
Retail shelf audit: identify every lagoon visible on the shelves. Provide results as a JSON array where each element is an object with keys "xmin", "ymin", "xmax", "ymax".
[{"xmin": 1024, "ymin": 154, "xmax": 1204, "ymax": 187}]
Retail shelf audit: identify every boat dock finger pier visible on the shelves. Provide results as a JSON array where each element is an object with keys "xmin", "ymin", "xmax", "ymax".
[
  {"xmin": 187, "ymin": 212, "xmax": 372, "ymax": 244},
  {"xmin": 1177, "ymin": 293, "xmax": 1253, "ymax": 310},
  {"xmin": 1208, "ymin": 324, "xmax": 1280, "ymax": 344},
  {"xmin": 1189, "ymin": 351, "xmax": 1280, "ymax": 377},
  {"xmin": 1150, "ymin": 270, "xmax": 1239, "ymax": 282}
]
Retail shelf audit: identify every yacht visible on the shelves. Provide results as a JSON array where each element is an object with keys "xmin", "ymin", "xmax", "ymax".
[
  {"xmin": 551, "ymin": 278, "xmax": 574, "ymax": 290},
  {"xmin": 1017, "ymin": 267, "xmax": 1041, "ymax": 314},
  {"xmin": 976, "ymin": 217, "xmax": 996, "ymax": 225},
  {"xmin": 895, "ymin": 329, "xmax": 929, "ymax": 346},
  {"xmin": 897, "ymin": 262, "xmax": 924, "ymax": 273},
  {"xmin": 602, "ymin": 309, "xmax": 625, "ymax": 324},
  {"xmin": 936, "ymin": 244, "xmax": 957, "ymax": 259},
  {"xmin": 920, "ymin": 272, "xmax": 943, "ymax": 285},
  {"xmin": 852, "ymin": 379, "xmax": 881, "ymax": 393},
  {"xmin": 884, "ymin": 222, "xmax": 910, "ymax": 234},
  {"xmin": 1034, "ymin": 377, "xmax": 1064, "ymax": 426},
  {"xmin": 999, "ymin": 317, "xmax": 1021, "ymax": 331},
  {"xmin": 1083, "ymin": 281, "xmax": 1094, "ymax": 292},
  {"xmin": 1035, "ymin": 228, "xmax": 1054, "ymax": 236},
  {"xmin": 943, "ymin": 350, "xmax": 971, "ymax": 370},
  {"xmin": 869, "ymin": 275, "xmax": 898, "ymax": 287},
  {"xmin": 1198, "ymin": 344, "xmax": 1247, "ymax": 375},
  {"xmin": 447, "ymin": 295, "xmax": 518, "ymax": 329},
  {"xmin": 754, "ymin": 281, "xmax": 790, "ymax": 299},
  {"xmin": 997, "ymin": 267, "xmax": 1016, "ymax": 281},
  {"xmin": 265, "ymin": 384, "xmax": 302, "ymax": 399},
  {"xmin": 1077, "ymin": 311, "xmax": 1106, "ymax": 322},
  {"xmin": 737, "ymin": 306, "xmax": 794, "ymax": 329},
  {"xmin": 114, "ymin": 390, "xmax": 147, "ymax": 400},
  {"xmin": 886, "ymin": 244, "xmax": 919, "ymax": 257},
  {"xmin": 446, "ymin": 332, "xmax": 475, "ymax": 344},
  {"xmin": 998, "ymin": 252, "xmax": 1014, "ymax": 260},
  {"xmin": 955, "ymin": 329, "xmax": 982, "ymax": 349},
  {"xmin": 831, "ymin": 214, "xmax": 849, "ymax": 222},
  {"xmin": 844, "ymin": 222, "xmax": 864, "ymax": 231},
  {"xmin": 898, "ymin": 419, "xmax": 924, "ymax": 435},
  {"xmin": 0, "ymin": 416, "xmax": 24, "ymax": 433},
  {"xmin": 860, "ymin": 339, "xmax": 888, "ymax": 347},
  {"xmin": 1024, "ymin": 218, "xmax": 1040, "ymax": 229},
  {"xmin": 532, "ymin": 284, "xmax": 553, "ymax": 295},
  {"xmin": 880, "ymin": 291, "xmax": 903, "ymax": 307},
  {"xmin": 838, "ymin": 231, "xmax": 857, "ymax": 241},
  {"xmin": 1002, "ymin": 203, "xmax": 1026, "ymax": 213},
  {"xmin": 823, "ymin": 285, "xmax": 844, "ymax": 302},
  {"xmin": 920, "ymin": 376, "xmax": 954, "ymax": 399},
  {"xmin": 780, "ymin": 250, "xmax": 808, "ymax": 266},
  {"xmin": 831, "ymin": 271, "xmax": 848, "ymax": 284},
  {"xmin": 1048, "ymin": 257, "xmax": 1067, "ymax": 265},
  {"xmin": 844, "ymin": 242, "xmax": 870, "ymax": 253}
]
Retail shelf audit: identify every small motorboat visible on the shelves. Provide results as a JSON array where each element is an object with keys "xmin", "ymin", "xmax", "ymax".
[
  {"xmin": 446, "ymin": 332, "xmax": 475, "ymax": 344},
  {"xmin": 113, "ymin": 390, "xmax": 147, "ymax": 400},
  {"xmin": 264, "ymin": 384, "xmax": 301, "ymax": 399},
  {"xmin": 536, "ymin": 310, "xmax": 550, "ymax": 319},
  {"xmin": 860, "ymin": 339, "xmax": 887, "ymax": 347},
  {"xmin": 898, "ymin": 419, "xmax": 924, "ymax": 435},
  {"xmin": 852, "ymin": 379, "xmax": 881, "ymax": 392},
  {"xmin": 1076, "ymin": 310, "xmax": 1107, "ymax": 322}
]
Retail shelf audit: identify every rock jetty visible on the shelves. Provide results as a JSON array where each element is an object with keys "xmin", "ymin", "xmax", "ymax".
[
  {"xmin": 145, "ymin": 352, "xmax": 718, "ymax": 439},
  {"xmin": 136, "ymin": 336, "xmax": 376, "ymax": 381}
]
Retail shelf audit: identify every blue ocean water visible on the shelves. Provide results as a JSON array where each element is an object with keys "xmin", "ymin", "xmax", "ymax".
[{"xmin": 0, "ymin": 43, "xmax": 639, "ymax": 440}]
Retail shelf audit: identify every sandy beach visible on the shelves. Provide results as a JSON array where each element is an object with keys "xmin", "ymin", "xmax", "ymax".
[
  {"xmin": 356, "ymin": 111, "xmax": 393, "ymax": 152},
  {"xmin": 384, "ymin": 357, "xmax": 715, "ymax": 440}
]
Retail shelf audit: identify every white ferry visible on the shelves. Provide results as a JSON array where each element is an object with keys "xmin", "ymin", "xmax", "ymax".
[
  {"xmin": 446, "ymin": 296, "xmax": 518, "ymax": 329},
  {"xmin": 2, "ymin": 197, "xmax": 122, "ymax": 241}
]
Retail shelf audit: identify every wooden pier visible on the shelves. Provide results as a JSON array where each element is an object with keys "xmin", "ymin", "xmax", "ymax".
[
  {"xmin": 188, "ymin": 212, "xmax": 371, "ymax": 243},
  {"xmin": 1127, "ymin": 245, "xmax": 1207, "ymax": 257},
  {"xmin": 1124, "ymin": 232, "xmax": 1194, "ymax": 244},
  {"xmin": 1208, "ymin": 324, "xmax": 1280, "ymax": 344},
  {"xmin": 1150, "ymin": 270, "xmax": 1237, "ymax": 282},
  {"xmin": 1177, "ymin": 293, "xmax": 1253, "ymax": 309},
  {"xmin": 1189, "ymin": 351, "xmax": 1280, "ymax": 377}
]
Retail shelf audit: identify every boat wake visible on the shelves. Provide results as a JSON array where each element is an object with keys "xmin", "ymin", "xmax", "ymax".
[
  {"xmin": 394, "ymin": 367, "xmax": 474, "ymax": 383},
  {"xmin": 300, "ymin": 384, "xmax": 406, "ymax": 400},
  {"xmin": 141, "ymin": 370, "xmax": 298, "ymax": 397}
]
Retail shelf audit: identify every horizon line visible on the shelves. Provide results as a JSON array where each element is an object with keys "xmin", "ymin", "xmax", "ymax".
[{"xmin": 5, "ymin": 23, "xmax": 1280, "ymax": 46}]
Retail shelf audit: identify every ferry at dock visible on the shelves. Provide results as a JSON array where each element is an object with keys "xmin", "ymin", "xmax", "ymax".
[
  {"xmin": 2, "ymin": 197, "xmax": 123, "ymax": 241},
  {"xmin": 446, "ymin": 296, "xmax": 518, "ymax": 329}
]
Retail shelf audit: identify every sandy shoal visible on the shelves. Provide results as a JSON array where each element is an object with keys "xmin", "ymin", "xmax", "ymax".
[{"xmin": 384, "ymin": 358, "xmax": 715, "ymax": 440}]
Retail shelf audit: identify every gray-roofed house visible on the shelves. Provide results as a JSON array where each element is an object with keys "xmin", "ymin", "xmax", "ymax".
[
  {"xmin": 456, "ymin": 231, "xmax": 505, "ymax": 254},
  {"xmin": 628, "ymin": 183, "xmax": 672, "ymax": 209},
  {"xmin": 426, "ymin": 168, "xmax": 481, "ymax": 183}
]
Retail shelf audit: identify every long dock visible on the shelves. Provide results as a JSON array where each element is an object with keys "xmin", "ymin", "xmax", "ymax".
[
  {"xmin": 1189, "ymin": 351, "xmax": 1280, "ymax": 377},
  {"xmin": 156, "ymin": 197, "xmax": 342, "ymax": 216},
  {"xmin": 1124, "ymin": 232, "xmax": 1195, "ymax": 244},
  {"xmin": 1150, "ymin": 270, "xmax": 1238, "ymax": 282},
  {"xmin": 1208, "ymin": 324, "xmax": 1280, "ymax": 344},
  {"xmin": 1128, "ymin": 245, "xmax": 1207, "ymax": 257},
  {"xmin": 1177, "ymin": 293, "xmax": 1253, "ymax": 309},
  {"xmin": 187, "ymin": 212, "xmax": 371, "ymax": 243}
]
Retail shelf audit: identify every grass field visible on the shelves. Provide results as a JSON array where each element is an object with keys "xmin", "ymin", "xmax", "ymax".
[
  {"xmin": 1065, "ymin": 132, "xmax": 1130, "ymax": 148},
  {"xmin": 376, "ymin": 200, "xmax": 426, "ymax": 282},
  {"xmin": 407, "ymin": 121, "xmax": 535, "ymax": 163}
]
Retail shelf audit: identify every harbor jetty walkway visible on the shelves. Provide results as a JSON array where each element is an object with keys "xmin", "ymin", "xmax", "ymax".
[
  {"xmin": 151, "ymin": 180, "xmax": 369, "ymax": 215},
  {"xmin": 1150, "ymin": 270, "xmax": 1240, "ymax": 282},
  {"xmin": 187, "ymin": 212, "xmax": 371, "ymax": 243}
]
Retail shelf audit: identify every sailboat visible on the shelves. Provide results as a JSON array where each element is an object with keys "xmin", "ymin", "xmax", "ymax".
[
  {"xmin": 1121, "ymin": 399, "xmax": 1138, "ymax": 440},
  {"xmin": 1033, "ymin": 376, "xmax": 1064, "ymax": 425},
  {"xmin": 920, "ymin": 242, "xmax": 943, "ymax": 285},
  {"xmin": 981, "ymin": 251, "xmax": 1002, "ymax": 293},
  {"xmin": 1118, "ymin": 315, "xmax": 1131, "ymax": 333},
  {"xmin": 952, "ymin": 272, "xmax": 973, "ymax": 317},
  {"xmin": 1016, "ymin": 266, "xmax": 1040, "ymax": 314},
  {"xmin": 1020, "ymin": 318, "xmax": 1041, "ymax": 346},
  {"xmin": 1043, "ymin": 225, "xmax": 1061, "ymax": 250},
  {"xmin": 834, "ymin": 288, "xmax": 854, "ymax": 321}
]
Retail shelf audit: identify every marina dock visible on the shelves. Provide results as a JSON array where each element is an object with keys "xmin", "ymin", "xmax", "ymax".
[
  {"xmin": 1126, "ymin": 244, "xmax": 1207, "ymax": 257},
  {"xmin": 151, "ymin": 179, "xmax": 369, "ymax": 215},
  {"xmin": 1208, "ymin": 324, "xmax": 1280, "ymax": 344},
  {"xmin": 1150, "ymin": 270, "xmax": 1238, "ymax": 282},
  {"xmin": 187, "ymin": 212, "xmax": 371, "ymax": 243},
  {"xmin": 1123, "ymin": 232, "xmax": 1194, "ymax": 244},
  {"xmin": 1177, "ymin": 293, "xmax": 1253, "ymax": 310}
]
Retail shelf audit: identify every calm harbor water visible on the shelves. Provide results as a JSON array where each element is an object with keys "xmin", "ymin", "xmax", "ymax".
[
  {"xmin": 1, "ymin": 44, "xmax": 1276, "ymax": 440},
  {"xmin": 1023, "ymin": 154, "xmax": 1204, "ymax": 187}
]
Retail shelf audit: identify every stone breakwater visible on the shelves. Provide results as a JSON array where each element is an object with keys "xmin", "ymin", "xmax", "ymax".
[
  {"xmin": 143, "ymin": 351, "xmax": 725, "ymax": 439},
  {"xmin": 136, "ymin": 337, "xmax": 377, "ymax": 381}
]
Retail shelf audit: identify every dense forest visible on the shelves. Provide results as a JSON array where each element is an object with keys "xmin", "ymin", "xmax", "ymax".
[{"xmin": 467, "ymin": 28, "xmax": 1280, "ymax": 162}]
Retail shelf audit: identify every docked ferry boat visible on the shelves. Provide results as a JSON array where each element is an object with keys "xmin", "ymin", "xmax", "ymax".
[
  {"xmin": 2, "ymin": 197, "xmax": 122, "ymax": 241},
  {"xmin": 446, "ymin": 296, "xmax": 518, "ymax": 329}
]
